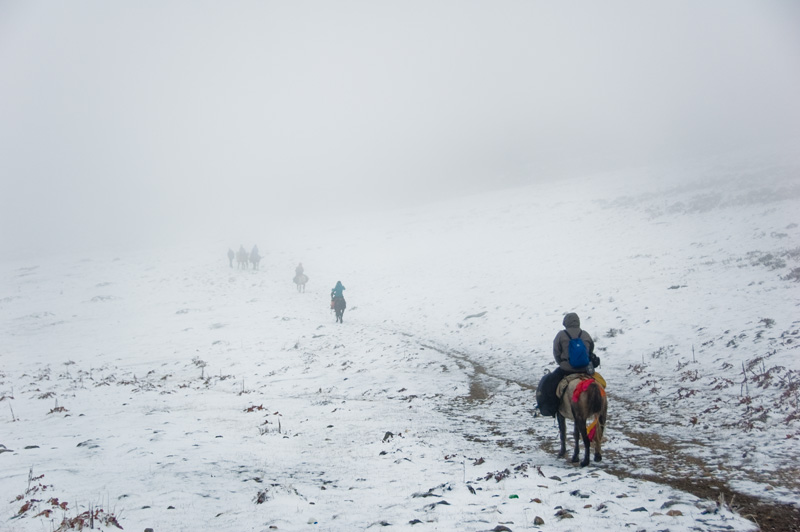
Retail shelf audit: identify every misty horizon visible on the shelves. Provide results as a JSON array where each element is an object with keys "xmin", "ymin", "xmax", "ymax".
[{"xmin": 2, "ymin": 1, "xmax": 799, "ymax": 255}]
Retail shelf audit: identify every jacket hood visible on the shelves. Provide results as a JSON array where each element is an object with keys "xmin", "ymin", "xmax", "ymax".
[{"xmin": 562, "ymin": 312, "xmax": 581, "ymax": 329}]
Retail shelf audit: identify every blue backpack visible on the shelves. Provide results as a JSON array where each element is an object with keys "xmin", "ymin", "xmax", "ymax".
[{"xmin": 565, "ymin": 329, "xmax": 590, "ymax": 368}]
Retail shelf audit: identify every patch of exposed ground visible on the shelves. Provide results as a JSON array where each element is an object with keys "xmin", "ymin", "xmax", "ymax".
[{"xmin": 424, "ymin": 340, "xmax": 800, "ymax": 532}]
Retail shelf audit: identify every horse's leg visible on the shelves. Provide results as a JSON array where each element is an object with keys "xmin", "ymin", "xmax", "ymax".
[
  {"xmin": 557, "ymin": 412, "xmax": 567, "ymax": 458},
  {"xmin": 571, "ymin": 419, "xmax": 581, "ymax": 463},
  {"xmin": 570, "ymin": 405, "xmax": 584, "ymax": 464},
  {"xmin": 573, "ymin": 412, "xmax": 591, "ymax": 467},
  {"xmin": 594, "ymin": 408, "xmax": 606, "ymax": 463}
]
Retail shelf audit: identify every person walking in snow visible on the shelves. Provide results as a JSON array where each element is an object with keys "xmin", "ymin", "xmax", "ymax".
[{"xmin": 227, "ymin": 248, "xmax": 234, "ymax": 268}]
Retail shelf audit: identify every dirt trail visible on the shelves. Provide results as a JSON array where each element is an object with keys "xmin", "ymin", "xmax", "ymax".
[{"xmin": 420, "ymin": 340, "xmax": 800, "ymax": 532}]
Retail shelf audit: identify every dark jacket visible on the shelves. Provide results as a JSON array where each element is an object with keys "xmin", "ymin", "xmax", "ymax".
[{"xmin": 553, "ymin": 312, "xmax": 595, "ymax": 373}]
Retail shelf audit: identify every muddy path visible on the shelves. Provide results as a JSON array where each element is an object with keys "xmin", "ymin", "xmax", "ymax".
[{"xmin": 421, "ymin": 341, "xmax": 800, "ymax": 532}]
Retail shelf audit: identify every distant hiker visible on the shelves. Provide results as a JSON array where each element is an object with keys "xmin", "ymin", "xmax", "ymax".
[
  {"xmin": 536, "ymin": 312, "xmax": 600, "ymax": 417},
  {"xmin": 250, "ymin": 245, "xmax": 261, "ymax": 270},
  {"xmin": 295, "ymin": 262, "xmax": 304, "ymax": 276},
  {"xmin": 237, "ymin": 245, "xmax": 248, "ymax": 269},
  {"xmin": 227, "ymin": 248, "xmax": 234, "ymax": 268},
  {"xmin": 331, "ymin": 281, "xmax": 346, "ymax": 323}
]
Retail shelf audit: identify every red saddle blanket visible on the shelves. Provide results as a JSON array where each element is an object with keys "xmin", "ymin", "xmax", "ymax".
[{"xmin": 572, "ymin": 376, "xmax": 606, "ymax": 403}]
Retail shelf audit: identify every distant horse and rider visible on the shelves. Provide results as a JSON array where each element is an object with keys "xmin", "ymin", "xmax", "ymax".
[
  {"xmin": 330, "ymin": 281, "xmax": 346, "ymax": 323},
  {"xmin": 293, "ymin": 263, "xmax": 308, "ymax": 293},
  {"xmin": 249, "ymin": 245, "xmax": 262, "ymax": 270},
  {"xmin": 236, "ymin": 246, "xmax": 249, "ymax": 269},
  {"xmin": 230, "ymin": 245, "xmax": 262, "ymax": 270}
]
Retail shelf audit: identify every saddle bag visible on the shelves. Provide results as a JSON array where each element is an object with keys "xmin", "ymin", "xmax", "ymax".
[{"xmin": 536, "ymin": 371, "xmax": 561, "ymax": 417}]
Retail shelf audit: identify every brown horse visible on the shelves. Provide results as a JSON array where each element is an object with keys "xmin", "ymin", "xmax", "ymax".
[
  {"xmin": 557, "ymin": 376, "xmax": 607, "ymax": 467},
  {"xmin": 332, "ymin": 296, "xmax": 346, "ymax": 323}
]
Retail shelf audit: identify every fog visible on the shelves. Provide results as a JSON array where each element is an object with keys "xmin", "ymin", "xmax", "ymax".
[{"xmin": 1, "ymin": 1, "xmax": 799, "ymax": 255}]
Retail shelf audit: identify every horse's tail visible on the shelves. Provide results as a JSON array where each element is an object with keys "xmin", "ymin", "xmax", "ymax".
[{"xmin": 584, "ymin": 381, "xmax": 606, "ymax": 417}]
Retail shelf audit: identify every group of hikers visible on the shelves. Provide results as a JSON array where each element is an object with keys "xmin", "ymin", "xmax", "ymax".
[
  {"xmin": 227, "ymin": 245, "xmax": 262, "ymax": 269},
  {"xmin": 227, "ymin": 251, "xmax": 346, "ymax": 323},
  {"xmin": 293, "ymin": 263, "xmax": 345, "ymax": 322},
  {"xmin": 224, "ymin": 244, "xmax": 602, "ymax": 456}
]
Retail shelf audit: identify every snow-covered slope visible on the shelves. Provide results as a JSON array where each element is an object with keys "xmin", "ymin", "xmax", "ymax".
[{"xmin": 2, "ymin": 149, "xmax": 798, "ymax": 531}]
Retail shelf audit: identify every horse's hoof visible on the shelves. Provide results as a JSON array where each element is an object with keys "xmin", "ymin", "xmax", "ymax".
[
  {"xmin": 557, "ymin": 451, "xmax": 566, "ymax": 459},
  {"xmin": 594, "ymin": 455, "xmax": 602, "ymax": 463},
  {"xmin": 571, "ymin": 456, "xmax": 579, "ymax": 463},
  {"xmin": 580, "ymin": 460, "xmax": 589, "ymax": 467}
]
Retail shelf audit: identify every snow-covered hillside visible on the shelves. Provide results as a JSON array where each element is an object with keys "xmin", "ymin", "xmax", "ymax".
[{"xmin": 2, "ymin": 150, "xmax": 798, "ymax": 531}]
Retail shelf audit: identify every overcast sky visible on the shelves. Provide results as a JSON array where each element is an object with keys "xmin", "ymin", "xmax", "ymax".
[{"xmin": 1, "ymin": 1, "xmax": 799, "ymax": 254}]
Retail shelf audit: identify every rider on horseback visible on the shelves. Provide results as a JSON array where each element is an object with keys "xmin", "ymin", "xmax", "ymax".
[
  {"xmin": 331, "ymin": 281, "xmax": 345, "ymax": 300},
  {"xmin": 554, "ymin": 312, "xmax": 598, "ymax": 375},
  {"xmin": 331, "ymin": 281, "xmax": 346, "ymax": 323},
  {"xmin": 537, "ymin": 312, "xmax": 601, "ymax": 417},
  {"xmin": 296, "ymin": 263, "xmax": 304, "ymax": 276}
]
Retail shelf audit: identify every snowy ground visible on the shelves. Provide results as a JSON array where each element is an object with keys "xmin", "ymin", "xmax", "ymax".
[{"xmin": 2, "ymin": 149, "xmax": 799, "ymax": 531}]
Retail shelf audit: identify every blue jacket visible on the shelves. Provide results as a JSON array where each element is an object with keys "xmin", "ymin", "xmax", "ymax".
[{"xmin": 331, "ymin": 282, "xmax": 345, "ymax": 298}]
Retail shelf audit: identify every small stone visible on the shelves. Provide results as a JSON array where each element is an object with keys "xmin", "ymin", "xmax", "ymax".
[
  {"xmin": 631, "ymin": 506, "xmax": 647, "ymax": 512},
  {"xmin": 666, "ymin": 509, "xmax": 683, "ymax": 516},
  {"xmin": 145, "ymin": 528, "xmax": 154, "ymax": 532},
  {"xmin": 534, "ymin": 516, "xmax": 545, "ymax": 525}
]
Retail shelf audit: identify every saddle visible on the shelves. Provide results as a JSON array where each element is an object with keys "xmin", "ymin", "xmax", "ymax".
[{"xmin": 555, "ymin": 371, "xmax": 606, "ymax": 401}]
